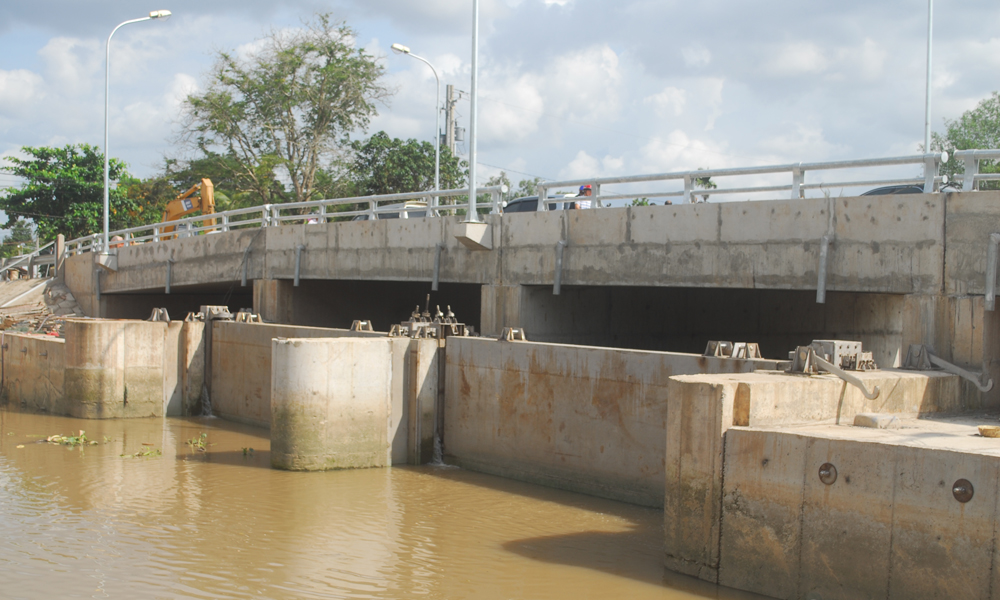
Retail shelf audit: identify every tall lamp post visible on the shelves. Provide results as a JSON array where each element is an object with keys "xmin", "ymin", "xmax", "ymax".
[
  {"xmin": 391, "ymin": 43, "xmax": 441, "ymax": 213},
  {"xmin": 923, "ymin": 0, "xmax": 933, "ymax": 153},
  {"xmin": 467, "ymin": 0, "xmax": 480, "ymax": 223},
  {"xmin": 103, "ymin": 9, "xmax": 171, "ymax": 253}
]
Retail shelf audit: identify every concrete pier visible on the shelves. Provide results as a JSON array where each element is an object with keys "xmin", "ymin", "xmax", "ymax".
[{"xmin": 270, "ymin": 338, "xmax": 393, "ymax": 471}]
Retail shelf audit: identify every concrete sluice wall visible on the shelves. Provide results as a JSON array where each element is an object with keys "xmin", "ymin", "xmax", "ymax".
[
  {"xmin": 442, "ymin": 337, "xmax": 786, "ymax": 508},
  {"xmin": 213, "ymin": 321, "xmax": 441, "ymax": 467},
  {"xmin": 1, "ymin": 319, "xmax": 204, "ymax": 418}
]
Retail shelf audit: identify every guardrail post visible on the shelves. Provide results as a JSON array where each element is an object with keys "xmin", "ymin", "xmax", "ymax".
[
  {"xmin": 490, "ymin": 189, "xmax": 501, "ymax": 214},
  {"xmin": 261, "ymin": 205, "xmax": 272, "ymax": 227},
  {"xmin": 924, "ymin": 153, "xmax": 941, "ymax": 193},
  {"xmin": 318, "ymin": 204, "xmax": 327, "ymax": 223},
  {"xmin": 593, "ymin": 183, "xmax": 602, "ymax": 208},
  {"xmin": 536, "ymin": 185, "xmax": 547, "ymax": 211},
  {"xmin": 683, "ymin": 176, "xmax": 693, "ymax": 204},
  {"xmin": 963, "ymin": 153, "xmax": 979, "ymax": 192},
  {"xmin": 791, "ymin": 165, "xmax": 804, "ymax": 199},
  {"xmin": 367, "ymin": 200, "xmax": 376, "ymax": 220}
]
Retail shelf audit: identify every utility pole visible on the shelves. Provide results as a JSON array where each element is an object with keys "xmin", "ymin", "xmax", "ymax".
[{"xmin": 444, "ymin": 84, "xmax": 457, "ymax": 154}]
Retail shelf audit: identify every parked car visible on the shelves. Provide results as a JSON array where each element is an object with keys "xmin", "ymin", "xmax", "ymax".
[
  {"xmin": 352, "ymin": 201, "xmax": 428, "ymax": 221},
  {"xmin": 502, "ymin": 194, "xmax": 577, "ymax": 213},
  {"xmin": 860, "ymin": 184, "xmax": 925, "ymax": 196}
]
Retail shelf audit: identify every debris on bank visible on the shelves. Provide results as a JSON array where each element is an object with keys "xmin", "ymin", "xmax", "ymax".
[{"xmin": 0, "ymin": 278, "xmax": 85, "ymax": 338}]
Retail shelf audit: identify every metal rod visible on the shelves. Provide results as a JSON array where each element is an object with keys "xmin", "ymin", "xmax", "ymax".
[
  {"xmin": 813, "ymin": 353, "xmax": 880, "ymax": 400},
  {"xmin": 987, "ymin": 233, "xmax": 1000, "ymax": 310},
  {"xmin": 165, "ymin": 258, "xmax": 174, "ymax": 294},
  {"xmin": 817, "ymin": 235, "xmax": 831, "ymax": 304},
  {"xmin": 432, "ymin": 243, "xmax": 443, "ymax": 291},
  {"xmin": 928, "ymin": 353, "xmax": 994, "ymax": 392},
  {"xmin": 924, "ymin": 0, "xmax": 934, "ymax": 155},
  {"xmin": 553, "ymin": 240, "xmax": 566, "ymax": 296},
  {"xmin": 294, "ymin": 244, "xmax": 305, "ymax": 287},
  {"xmin": 466, "ymin": 0, "xmax": 480, "ymax": 223}
]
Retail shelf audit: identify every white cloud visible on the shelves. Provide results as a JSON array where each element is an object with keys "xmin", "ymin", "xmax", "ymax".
[
  {"xmin": 38, "ymin": 37, "xmax": 99, "ymax": 94},
  {"xmin": 682, "ymin": 44, "xmax": 711, "ymax": 68},
  {"xmin": 542, "ymin": 44, "xmax": 622, "ymax": 121},
  {"xmin": 763, "ymin": 42, "xmax": 828, "ymax": 77},
  {"xmin": 644, "ymin": 86, "xmax": 686, "ymax": 117},
  {"xmin": 638, "ymin": 130, "xmax": 732, "ymax": 173},
  {"xmin": 558, "ymin": 150, "xmax": 624, "ymax": 179},
  {"xmin": 0, "ymin": 69, "xmax": 45, "ymax": 115}
]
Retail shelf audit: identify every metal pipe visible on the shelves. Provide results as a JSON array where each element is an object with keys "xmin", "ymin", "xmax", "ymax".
[
  {"xmin": 924, "ymin": 0, "xmax": 934, "ymax": 155},
  {"xmin": 466, "ymin": 0, "xmax": 480, "ymax": 223},
  {"xmin": 987, "ymin": 233, "xmax": 1000, "ymax": 310},
  {"xmin": 812, "ymin": 353, "xmax": 880, "ymax": 400},
  {"xmin": 553, "ymin": 240, "xmax": 566, "ymax": 295},
  {"xmin": 165, "ymin": 257, "xmax": 175, "ymax": 294},
  {"xmin": 817, "ymin": 235, "xmax": 831, "ymax": 304},
  {"xmin": 294, "ymin": 244, "xmax": 305, "ymax": 287},
  {"xmin": 432, "ymin": 243, "xmax": 443, "ymax": 291},
  {"xmin": 928, "ymin": 353, "xmax": 994, "ymax": 393}
]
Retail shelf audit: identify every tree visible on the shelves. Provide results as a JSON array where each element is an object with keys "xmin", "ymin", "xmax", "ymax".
[
  {"xmin": 181, "ymin": 14, "xmax": 390, "ymax": 205},
  {"xmin": 0, "ymin": 144, "xmax": 143, "ymax": 242},
  {"xmin": 932, "ymin": 91, "xmax": 1000, "ymax": 190},
  {"xmin": 349, "ymin": 131, "xmax": 466, "ymax": 196},
  {"xmin": 2, "ymin": 219, "xmax": 34, "ymax": 258}
]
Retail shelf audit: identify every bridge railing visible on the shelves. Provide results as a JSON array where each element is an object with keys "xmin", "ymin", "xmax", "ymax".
[
  {"xmin": 535, "ymin": 152, "xmax": 950, "ymax": 209},
  {"xmin": 2, "ymin": 240, "xmax": 55, "ymax": 279},
  {"xmin": 64, "ymin": 185, "xmax": 509, "ymax": 254},
  {"xmin": 954, "ymin": 150, "xmax": 1000, "ymax": 191}
]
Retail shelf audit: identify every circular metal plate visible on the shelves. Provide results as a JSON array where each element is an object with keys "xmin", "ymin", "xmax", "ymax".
[
  {"xmin": 953, "ymin": 479, "xmax": 974, "ymax": 503},
  {"xmin": 818, "ymin": 463, "xmax": 837, "ymax": 485}
]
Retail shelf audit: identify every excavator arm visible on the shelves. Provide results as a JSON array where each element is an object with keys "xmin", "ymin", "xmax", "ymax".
[{"xmin": 161, "ymin": 178, "xmax": 216, "ymax": 235}]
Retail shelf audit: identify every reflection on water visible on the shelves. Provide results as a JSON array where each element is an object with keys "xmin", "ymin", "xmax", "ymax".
[{"xmin": 0, "ymin": 409, "xmax": 760, "ymax": 600}]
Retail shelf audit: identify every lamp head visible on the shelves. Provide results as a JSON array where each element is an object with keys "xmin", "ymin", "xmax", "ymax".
[
  {"xmin": 391, "ymin": 43, "xmax": 411, "ymax": 55},
  {"xmin": 149, "ymin": 9, "xmax": 172, "ymax": 19}
]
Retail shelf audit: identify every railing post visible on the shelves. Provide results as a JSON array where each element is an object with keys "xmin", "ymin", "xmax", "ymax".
[
  {"xmin": 963, "ymin": 153, "xmax": 979, "ymax": 192},
  {"xmin": 368, "ymin": 200, "xmax": 376, "ymax": 220},
  {"xmin": 594, "ymin": 183, "xmax": 602, "ymax": 208},
  {"xmin": 791, "ymin": 165, "xmax": 804, "ymax": 199},
  {"xmin": 261, "ymin": 205, "xmax": 272, "ymax": 227},
  {"xmin": 318, "ymin": 204, "xmax": 327, "ymax": 223},
  {"xmin": 536, "ymin": 185, "xmax": 547, "ymax": 211},
  {"xmin": 221, "ymin": 214, "xmax": 230, "ymax": 232},
  {"xmin": 683, "ymin": 176, "xmax": 693, "ymax": 204},
  {"xmin": 923, "ymin": 152, "xmax": 943, "ymax": 193}
]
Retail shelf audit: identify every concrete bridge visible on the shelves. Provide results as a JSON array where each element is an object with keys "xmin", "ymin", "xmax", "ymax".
[{"xmin": 61, "ymin": 189, "xmax": 1000, "ymax": 401}]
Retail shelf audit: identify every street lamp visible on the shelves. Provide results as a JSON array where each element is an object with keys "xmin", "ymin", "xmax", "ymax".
[
  {"xmin": 103, "ymin": 9, "xmax": 171, "ymax": 254},
  {"xmin": 467, "ymin": 0, "xmax": 480, "ymax": 223},
  {"xmin": 392, "ymin": 43, "xmax": 441, "ymax": 213},
  {"xmin": 923, "ymin": 0, "xmax": 933, "ymax": 153}
]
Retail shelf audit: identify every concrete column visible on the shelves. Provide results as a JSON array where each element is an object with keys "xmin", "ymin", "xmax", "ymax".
[
  {"xmin": 270, "ymin": 337, "xmax": 393, "ymax": 471},
  {"xmin": 254, "ymin": 279, "xmax": 294, "ymax": 324},
  {"xmin": 55, "ymin": 234, "xmax": 65, "ymax": 281},
  {"xmin": 480, "ymin": 284, "xmax": 524, "ymax": 337}
]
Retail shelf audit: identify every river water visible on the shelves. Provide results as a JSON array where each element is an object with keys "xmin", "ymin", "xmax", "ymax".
[{"xmin": 0, "ymin": 410, "xmax": 760, "ymax": 600}]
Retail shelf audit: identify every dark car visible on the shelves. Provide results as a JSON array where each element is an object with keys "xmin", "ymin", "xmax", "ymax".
[
  {"xmin": 860, "ymin": 184, "xmax": 925, "ymax": 196},
  {"xmin": 503, "ymin": 195, "xmax": 577, "ymax": 213}
]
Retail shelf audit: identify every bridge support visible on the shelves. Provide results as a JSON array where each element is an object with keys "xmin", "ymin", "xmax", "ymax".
[{"xmin": 253, "ymin": 279, "xmax": 293, "ymax": 324}]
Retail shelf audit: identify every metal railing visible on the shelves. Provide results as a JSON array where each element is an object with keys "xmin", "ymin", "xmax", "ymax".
[
  {"xmin": 65, "ymin": 185, "xmax": 508, "ymax": 254},
  {"xmin": 535, "ymin": 153, "xmax": 949, "ymax": 208},
  {"xmin": 2, "ymin": 240, "xmax": 55, "ymax": 278},
  {"xmin": 954, "ymin": 150, "xmax": 1000, "ymax": 191},
  {"xmin": 57, "ymin": 150, "xmax": 1000, "ymax": 254}
]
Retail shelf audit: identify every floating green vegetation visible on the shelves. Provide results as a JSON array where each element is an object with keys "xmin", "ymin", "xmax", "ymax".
[
  {"xmin": 103, "ymin": 436, "xmax": 113, "ymax": 443},
  {"xmin": 121, "ymin": 447, "xmax": 162, "ymax": 458},
  {"xmin": 47, "ymin": 431, "xmax": 98, "ymax": 447},
  {"xmin": 242, "ymin": 447, "xmax": 254, "ymax": 456},
  {"xmin": 187, "ymin": 432, "xmax": 209, "ymax": 452}
]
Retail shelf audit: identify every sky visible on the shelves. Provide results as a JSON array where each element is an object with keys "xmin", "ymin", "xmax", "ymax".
[{"xmin": 1, "ymin": 0, "xmax": 998, "ymax": 204}]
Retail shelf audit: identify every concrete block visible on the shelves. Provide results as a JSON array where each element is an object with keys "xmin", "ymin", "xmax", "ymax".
[
  {"xmin": 719, "ymin": 429, "xmax": 808, "ymax": 599},
  {"xmin": 629, "ymin": 203, "xmax": 718, "ymax": 245},
  {"xmin": 798, "ymin": 437, "xmax": 895, "ymax": 600},
  {"xmin": 721, "ymin": 198, "xmax": 829, "ymax": 243},
  {"xmin": 503, "ymin": 210, "xmax": 564, "ymax": 247},
  {"xmin": 270, "ymin": 337, "xmax": 393, "ymax": 471},
  {"xmin": 454, "ymin": 221, "xmax": 493, "ymax": 251},
  {"xmin": 888, "ymin": 447, "xmax": 998, "ymax": 600},
  {"xmin": 567, "ymin": 207, "xmax": 626, "ymax": 246},
  {"xmin": 853, "ymin": 413, "xmax": 902, "ymax": 429}
]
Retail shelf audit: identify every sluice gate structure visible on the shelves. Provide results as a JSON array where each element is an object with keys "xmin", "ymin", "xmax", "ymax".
[{"xmin": 5, "ymin": 151, "xmax": 1000, "ymax": 599}]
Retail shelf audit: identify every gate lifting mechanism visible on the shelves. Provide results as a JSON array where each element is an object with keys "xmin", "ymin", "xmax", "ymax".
[
  {"xmin": 704, "ymin": 341, "xmax": 762, "ymax": 359},
  {"xmin": 787, "ymin": 340, "xmax": 880, "ymax": 400},
  {"xmin": 902, "ymin": 344, "xmax": 994, "ymax": 392},
  {"xmin": 388, "ymin": 298, "xmax": 476, "ymax": 340}
]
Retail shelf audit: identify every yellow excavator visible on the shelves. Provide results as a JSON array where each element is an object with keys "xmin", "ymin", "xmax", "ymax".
[{"xmin": 160, "ymin": 178, "xmax": 216, "ymax": 238}]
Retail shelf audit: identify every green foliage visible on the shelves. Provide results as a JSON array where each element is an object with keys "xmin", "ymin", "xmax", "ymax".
[
  {"xmin": 186, "ymin": 432, "xmax": 209, "ymax": 452},
  {"xmin": 350, "ymin": 131, "xmax": 466, "ymax": 196},
  {"xmin": 631, "ymin": 198, "xmax": 651, "ymax": 206},
  {"xmin": 512, "ymin": 177, "xmax": 543, "ymax": 199},
  {"xmin": 932, "ymin": 91, "xmax": 1000, "ymax": 190},
  {"xmin": 2, "ymin": 219, "xmax": 34, "ymax": 258},
  {"xmin": 122, "ymin": 447, "xmax": 162, "ymax": 458},
  {"xmin": 0, "ymin": 144, "xmax": 144, "ymax": 242},
  {"xmin": 46, "ymin": 431, "xmax": 98, "ymax": 447},
  {"xmin": 182, "ymin": 14, "xmax": 390, "ymax": 205}
]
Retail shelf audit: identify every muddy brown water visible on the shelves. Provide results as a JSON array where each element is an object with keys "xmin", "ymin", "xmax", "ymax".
[{"xmin": 0, "ymin": 410, "xmax": 762, "ymax": 600}]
